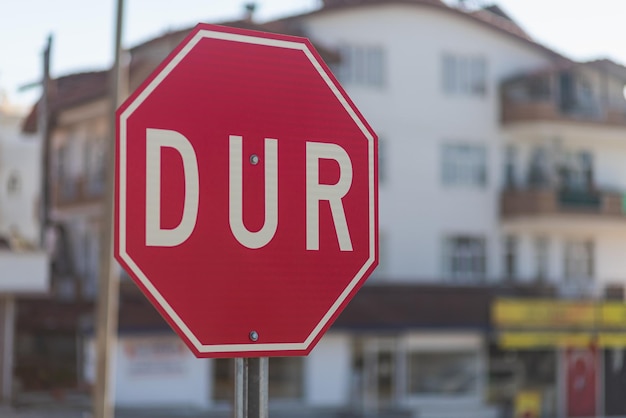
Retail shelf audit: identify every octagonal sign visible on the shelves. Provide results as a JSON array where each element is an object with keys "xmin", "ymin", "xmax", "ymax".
[{"xmin": 115, "ymin": 24, "xmax": 378, "ymax": 358}]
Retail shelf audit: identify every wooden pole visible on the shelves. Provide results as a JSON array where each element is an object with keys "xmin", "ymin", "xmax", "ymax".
[{"xmin": 93, "ymin": 0, "xmax": 124, "ymax": 417}]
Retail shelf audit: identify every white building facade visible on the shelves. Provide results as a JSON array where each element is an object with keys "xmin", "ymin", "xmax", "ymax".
[
  {"xmin": 293, "ymin": 2, "xmax": 626, "ymax": 417},
  {"xmin": 300, "ymin": 2, "xmax": 556, "ymax": 283},
  {"xmin": 0, "ymin": 99, "xmax": 48, "ymax": 402},
  {"xmin": 32, "ymin": 1, "xmax": 626, "ymax": 417},
  {"xmin": 102, "ymin": 2, "xmax": 568, "ymax": 416}
]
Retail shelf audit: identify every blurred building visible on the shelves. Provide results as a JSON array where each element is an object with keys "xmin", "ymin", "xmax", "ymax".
[
  {"xmin": 0, "ymin": 97, "xmax": 48, "ymax": 401},
  {"xmin": 18, "ymin": 0, "xmax": 626, "ymax": 417}
]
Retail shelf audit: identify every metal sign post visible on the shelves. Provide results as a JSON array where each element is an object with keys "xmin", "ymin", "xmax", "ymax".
[{"xmin": 234, "ymin": 358, "xmax": 268, "ymax": 418}]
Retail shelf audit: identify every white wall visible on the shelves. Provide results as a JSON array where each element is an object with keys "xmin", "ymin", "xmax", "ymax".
[
  {"xmin": 0, "ymin": 108, "xmax": 48, "ymax": 293},
  {"xmin": 113, "ymin": 334, "xmax": 210, "ymax": 409},
  {"xmin": 0, "ymin": 109, "xmax": 42, "ymax": 245},
  {"xmin": 304, "ymin": 4, "xmax": 554, "ymax": 281},
  {"xmin": 0, "ymin": 252, "xmax": 48, "ymax": 292},
  {"xmin": 305, "ymin": 333, "xmax": 351, "ymax": 406},
  {"xmin": 85, "ymin": 333, "xmax": 353, "ymax": 409}
]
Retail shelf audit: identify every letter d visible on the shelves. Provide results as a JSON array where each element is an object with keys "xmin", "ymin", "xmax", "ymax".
[{"xmin": 145, "ymin": 128, "xmax": 199, "ymax": 247}]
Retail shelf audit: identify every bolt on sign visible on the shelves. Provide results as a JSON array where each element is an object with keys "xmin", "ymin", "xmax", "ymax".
[{"xmin": 115, "ymin": 24, "xmax": 378, "ymax": 358}]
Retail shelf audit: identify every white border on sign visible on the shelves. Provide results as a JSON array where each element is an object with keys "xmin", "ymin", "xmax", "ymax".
[{"xmin": 118, "ymin": 28, "xmax": 376, "ymax": 354}]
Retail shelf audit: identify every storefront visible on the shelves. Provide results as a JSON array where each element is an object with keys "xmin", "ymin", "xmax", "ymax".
[
  {"xmin": 80, "ymin": 284, "xmax": 501, "ymax": 417},
  {"xmin": 493, "ymin": 298, "xmax": 626, "ymax": 417}
]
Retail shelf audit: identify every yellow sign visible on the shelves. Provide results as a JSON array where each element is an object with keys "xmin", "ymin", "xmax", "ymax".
[
  {"xmin": 493, "ymin": 299, "xmax": 597, "ymax": 329},
  {"xmin": 601, "ymin": 303, "xmax": 626, "ymax": 328},
  {"xmin": 499, "ymin": 332, "xmax": 593, "ymax": 349},
  {"xmin": 494, "ymin": 299, "xmax": 626, "ymax": 348},
  {"xmin": 514, "ymin": 390, "xmax": 541, "ymax": 418},
  {"xmin": 499, "ymin": 332, "xmax": 626, "ymax": 349},
  {"xmin": 598, "ymin": 333, "xmax": 626, "ymax": 347},
  {"xmin": 493, "ymin": 299, "xmax": 626, "ymax": 329}
]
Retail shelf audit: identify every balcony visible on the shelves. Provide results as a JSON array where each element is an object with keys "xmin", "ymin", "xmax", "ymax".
[
  {"xmin": 501, "ymin": 70, "xmax": 626, "ymax": 128},
  {"xmin": 502, "ymin": 98, "xmax": 626, "ymax": 127},
  {"xmin": 53, "ymin": 175, "xmax": 105, "ymax": 207},
  {"xmin": 501, "ymin": 188, "xmax": 625, "ymax": 220}
]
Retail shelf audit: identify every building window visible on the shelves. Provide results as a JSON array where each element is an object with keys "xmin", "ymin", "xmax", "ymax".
[
  {"xmin": 86, "ymin": 138, "xmax": 106, "ymax": 196},
  {"xmin": 442, "ymin": 53, "xmax": 487, "ymax": 96},
  {"xmin": 408, "ymin": 350, "xmax": 478, "ymax": 396},
  {"xmin": 213, "ymin": 358, "xmax": 234, "ymax": 402},
  {"xmin": 269, "ymin": 357, "xmax": 304, "ymax": 400},
  {"xmin": 444, "ymin": 236, "xmax": 486, "ymax": 280},
  {"xmin": 580, "ymin": 151, "xmax": 594, "ymax": 189},
  {"xmin": 73, "ymin": 226, "xmax": 96, "ymax": 298},
  {"xmin": 503, "ymin": 235, "xmax": 517, "ymax": 280},
  {"xmin": 527, "ymin": 146, "xmax": 551, "ymax": 187},
  {"xmin": 525, "ymin": 76, "xmax": 552, "ymax": 100},
  {"xmin": 337, "ymin": 45, "xmax": 385, "ymax": 87},
  {"xmin": 57, "ymin": 142, "xmax": 78, "ymax": 200},
  {"xmin": 6, "ymin": 171, "xmax": 20, "ymax": 195},
  {"xmin": 504, "ymin": 145, "xmax": 516, "ymax": 188},
  {"xmin": 534, "ymin": 236, "xmax": 549, "ymax": 281},
  {"xmin": 560, "ymin": 150, "xmax": 594, "ymax": 191},
  {"xmin": 564, "ymin": 240, "xmax": 593, "ymax": 280},
  {"xmin": 83, "ymin": 229, "xmax": 99, "ymax": 298},
  {"xmin": 442, "ymin": 144, "xmax": 487, "ymax": 187},
  {"xmin": 212, "ymin": 357, "xmax": 304, "ymax": 402}
]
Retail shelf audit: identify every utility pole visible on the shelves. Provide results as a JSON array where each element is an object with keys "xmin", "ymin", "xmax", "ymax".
[
  {"xmin": 38, "ymin": 35, "xmax": 52, "ymax": 247},
  {"xmin": 93, "ymin": 0, "xmax": 124, "ymax": 417}
]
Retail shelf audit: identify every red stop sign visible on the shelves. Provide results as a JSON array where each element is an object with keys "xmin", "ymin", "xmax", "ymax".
[{"xmin": 115, "ymin": 24, "xmax": 378, "ymax": 358}]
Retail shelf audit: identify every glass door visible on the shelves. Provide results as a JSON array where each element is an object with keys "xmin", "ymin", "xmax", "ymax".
[{"xmin": 362, "ymin": 338, "xmax": 397, "ymax": 412}]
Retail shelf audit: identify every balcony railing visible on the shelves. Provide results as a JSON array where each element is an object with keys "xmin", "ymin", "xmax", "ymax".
[
  {"xmin": 501, "ymin": 188, "xmax": 625, "ymax": 219},
  {"xmin": 53, "ymin": 175, "xmax": 105, "ymax": 207},
  {"xmin": 501, "ymin": 71, "xmax": 626, "ymax": 127},
  {"xmin": 502, "ymin": 98, "xmax": 626, "ymax": 127}
]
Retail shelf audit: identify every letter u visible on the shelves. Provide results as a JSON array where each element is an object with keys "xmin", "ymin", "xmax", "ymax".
[{"xmin": 228, "ymin": 135, "xmax": 278, "ymax": 249}]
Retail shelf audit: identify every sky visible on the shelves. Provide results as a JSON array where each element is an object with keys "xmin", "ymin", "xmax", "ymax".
[{"xmin": 1, "ymin": 0, "xmax": 625, "ymax": 109}]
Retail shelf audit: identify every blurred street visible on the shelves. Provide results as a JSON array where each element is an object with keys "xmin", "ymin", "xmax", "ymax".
[
  {"xmin": 0, "ymin": 392, "xmax": 416, "ymax": 418},
  {"xmin": 0, "ymin": 405, "xmax": 414, "ymax": 418}
]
